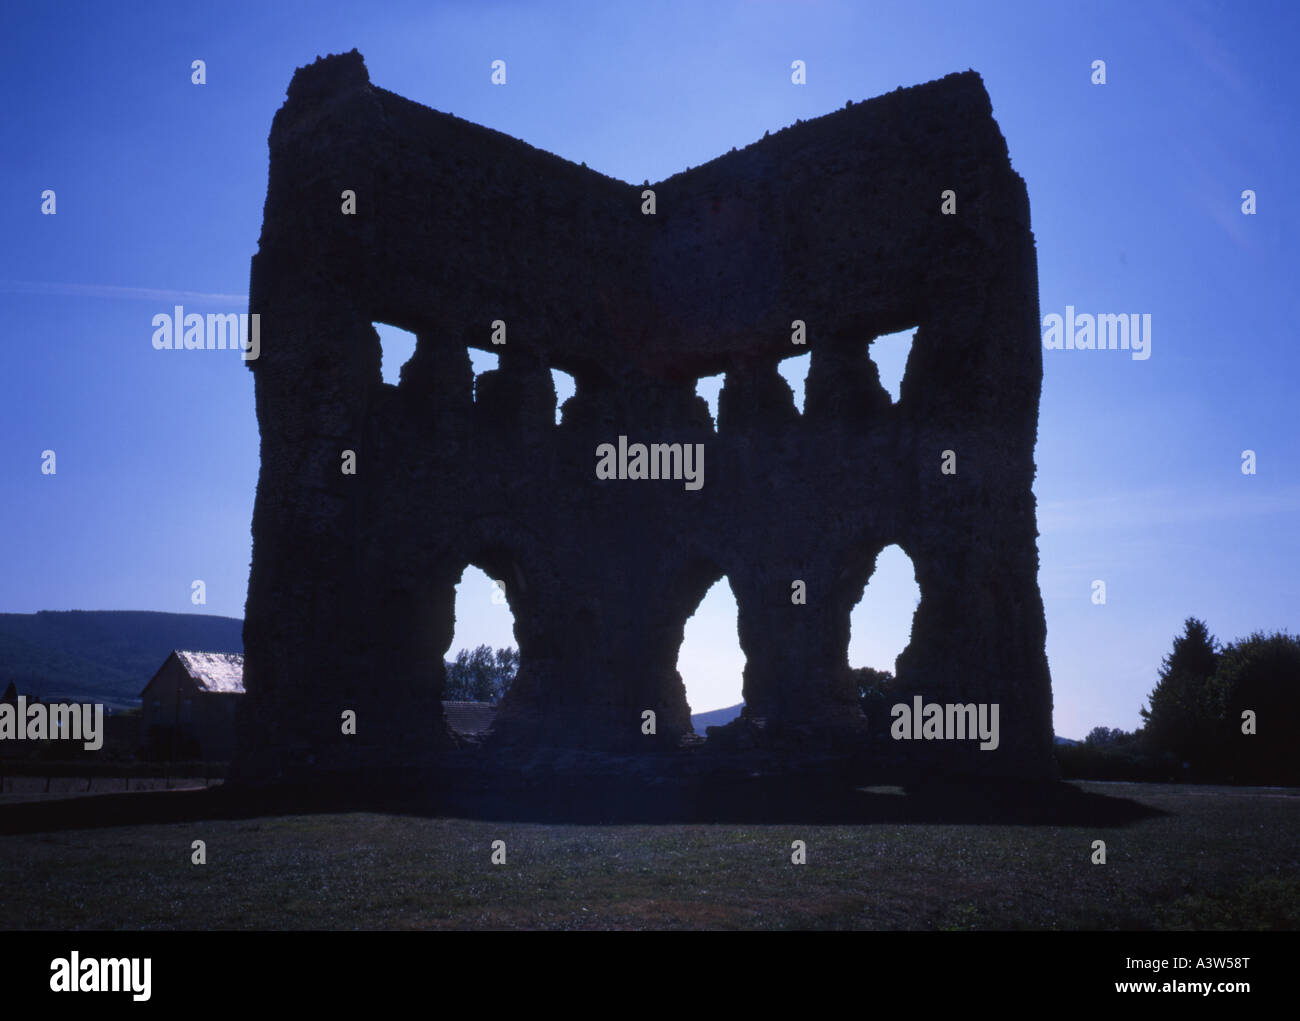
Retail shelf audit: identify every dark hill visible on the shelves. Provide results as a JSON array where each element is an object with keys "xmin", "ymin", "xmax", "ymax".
[
  {"xmin": 0, "ymin": 610, "xmax": 243, "ymax": 710},
  {"xmin": 691, "ymin": 703, "xmax": 744, "ymax": 734}
]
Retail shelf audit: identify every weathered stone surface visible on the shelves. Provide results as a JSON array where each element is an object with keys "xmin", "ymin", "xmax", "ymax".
[{"xmin": 233, "ymin": 50, "xmax": 1054, "ymax": 786}]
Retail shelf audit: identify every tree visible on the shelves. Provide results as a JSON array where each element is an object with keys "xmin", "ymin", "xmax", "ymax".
[
  {"xmin": 852, "ymin": 666, "xmax": 896, "ymax": 719},
  {"xmin": 492, "ymin": 647, "xmax": 519, "ymax": 697},
  {"xmin": 1084, "ymin": 726, "xmax": 1133, "ymax": 746},
  {"xmin": 1214, "ymin": 630, "xmax": 1300, "ymax": 783},
  {"xmin": 443, "ymin": 644, "xmax": 518, "ymax": 702},
  {"xmin": 1139, "ymin": 617, "xmax": 1221, "ymax": 762}
]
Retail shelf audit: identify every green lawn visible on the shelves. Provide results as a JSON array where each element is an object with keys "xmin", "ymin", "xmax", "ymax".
[{"xmin": 1, "ymin": 781, "xmax": 1296, "ymax": 929}]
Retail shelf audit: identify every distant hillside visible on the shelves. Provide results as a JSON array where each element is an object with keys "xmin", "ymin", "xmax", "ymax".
[
  {"xmin": 691, "ymin": 703, "xmax": 744, "ymax": 734},
  {"xmin": 0, "ymin": 610, "xmax": 243, "ymax": 710}
]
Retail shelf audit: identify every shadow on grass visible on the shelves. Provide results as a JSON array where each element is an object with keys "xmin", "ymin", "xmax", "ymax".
[{"xmin": 0, "ymin": 774, "xmax": 1164, "ymax": 834}]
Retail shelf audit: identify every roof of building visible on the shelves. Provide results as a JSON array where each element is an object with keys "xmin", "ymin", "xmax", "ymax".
[
  {"xmin": 139, "ymin": 657, "xmax": 499, "ymax": 734},
  {"xmin": 142, "ymin": 650, "xmax": 246, "ymax": 697},
  {"xmin": 441, "ymin": 700, "xmax": 497, "ymax": 735}
]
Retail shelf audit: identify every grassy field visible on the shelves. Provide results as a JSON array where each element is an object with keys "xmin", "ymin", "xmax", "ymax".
[{"xmin": 0, "ymin": 781, "xmax": 1296, "ymax": 930}]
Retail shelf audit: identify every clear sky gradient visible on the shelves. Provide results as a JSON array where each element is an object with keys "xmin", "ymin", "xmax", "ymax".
[{"xmin": 2, "ymin": 1, "xmax": 1296, "ymax": 736}]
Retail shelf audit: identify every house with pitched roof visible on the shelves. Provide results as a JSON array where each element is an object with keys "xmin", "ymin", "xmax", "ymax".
[
  {"xmin": 140, "ymin": 650, "xmax": 245, "ymax": 760},
  {"xmin": 139, "ymin": 650, "xmax": 499, "ymax": 760}
]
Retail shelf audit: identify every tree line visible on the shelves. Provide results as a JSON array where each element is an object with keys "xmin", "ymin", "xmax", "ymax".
[
  {"xmin": 443, "ymin": 645, "xmax": 518, "ymax": 703},
  {"xmin": 1073, "ymin": 618, "xmax": 1300, "ymax": 784},
  {"xmin": 851, "ymin": 618, "xmax": 1299, "ymax": 785}
]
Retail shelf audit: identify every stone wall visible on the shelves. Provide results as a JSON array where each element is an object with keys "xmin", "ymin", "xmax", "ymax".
[{"xmin": 233, "ymin": 50, "xmax": 1054, "ymax": 785}]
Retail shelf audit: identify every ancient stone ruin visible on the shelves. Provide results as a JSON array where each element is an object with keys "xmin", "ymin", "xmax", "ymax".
[{"xmin": 233, "ymin": 50, "xmax": 1055, "ymax": 786}]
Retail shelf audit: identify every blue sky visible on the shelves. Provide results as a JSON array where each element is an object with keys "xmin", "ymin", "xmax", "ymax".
[{"xmin": 1, "ymin": 0, "xmax": 1296, "ymax": 736}]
